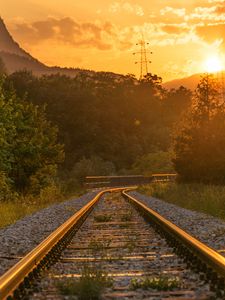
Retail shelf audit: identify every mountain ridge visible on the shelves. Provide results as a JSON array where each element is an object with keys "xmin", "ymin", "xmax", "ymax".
[
  {"xmin": 0, "ymin": 17, "xmax": 88, "ymax": 77},
  {"xmin": 163, "ymin": 73, "xmax": 202, "ymax": 90},
  {"xmin": 0, "ymin": 17, "xmax": 32, "ymax": 58}
]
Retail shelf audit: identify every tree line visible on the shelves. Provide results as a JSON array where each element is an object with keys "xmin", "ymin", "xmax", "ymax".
[
  {"xmin": 2, "ymin": 64, "xmax": 222, "ymax": 200},
  {"xmin": 4, "ymin": 71, "xmax": 191, "ymax": 176}
]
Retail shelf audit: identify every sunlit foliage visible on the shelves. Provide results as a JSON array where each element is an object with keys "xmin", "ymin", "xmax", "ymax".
[
  {"xmin": 173, "ymin": 74, "xmax": 225, "ymax": 183},
  {"xmin": 0, "ymin": 77, "xmax": 64, "ymax": 196}
]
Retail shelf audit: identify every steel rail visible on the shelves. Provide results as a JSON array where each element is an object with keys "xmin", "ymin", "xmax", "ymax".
[
  {"xmin": 122, "ymin": 190, "xmax": 225, "ymax": 282},
  {"xmin": 0, "ymin": 187, "xmax": 126, "ymax": 300}
]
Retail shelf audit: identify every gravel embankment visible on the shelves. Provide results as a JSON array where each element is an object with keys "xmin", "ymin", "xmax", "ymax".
[
  {"xmin": 0, "ymin": 191, "xmax": 100, "ymax": 276},
  {"xmin": 129, "ymin": 191, "xmax": 225, "ymax": 252},
  {"xmin": 1, "ymin": 190, "xmax": 225, "ymax": 278}
]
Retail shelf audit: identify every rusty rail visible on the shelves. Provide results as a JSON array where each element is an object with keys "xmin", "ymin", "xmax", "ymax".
[
  {"xmin": 122, "ymin": 190, "xmax": 225, "ymax": 283},
  {"xmin": 0, "ymin": 187, "xmax": 126, "ymax": 300}
]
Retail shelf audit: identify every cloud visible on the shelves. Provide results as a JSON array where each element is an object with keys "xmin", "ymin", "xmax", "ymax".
[
  {"xmin": 196, "ymin": 23, "xmax": 225, "ymax": 46},
  {"xmin": 12, "ymin": 17, "xmax": 122, "ymax": 50},
  {"xmin": 208, "ymin": 0, "xmax": 225, "ymax": 3},
  {"xmin": 157, "ymin": 2, "xmax": 225, "ymax": 24},
  {"xmin": 180, "ymin": 2, "xmax": 225, "ymax": 22},
  {"xmin": 11, "ymin": 1, "xmax": 225, "ymax": 59},
  {"xmin": 160, "ymin": 6, "xmax": 186, "ymax": 17},
  {"xmin": 215, "ymin": 3, "xmax": 225, "ymax": 13},
  {"xmin": 109, "ymin": 2, "xmax": 144, "ymax": 16},
  {"xmin": 161, "ymin": 24, "xmax": 189, "ymax": 35}
]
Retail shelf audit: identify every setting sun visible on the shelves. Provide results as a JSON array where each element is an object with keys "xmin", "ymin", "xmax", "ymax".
[{"xmin": 204, "ymin": 56, "xmax": 223, "ymax": 73}]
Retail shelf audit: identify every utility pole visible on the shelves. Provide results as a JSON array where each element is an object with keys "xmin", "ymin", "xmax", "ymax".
[{"xmin": 133, "ymin": 35, "xmax": 153, "ymax": 80}]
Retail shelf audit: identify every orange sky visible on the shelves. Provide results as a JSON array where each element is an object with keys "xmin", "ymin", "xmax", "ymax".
[{"xmin": 2, "ymin": 0, "xmax": 225, "ymax": 81}]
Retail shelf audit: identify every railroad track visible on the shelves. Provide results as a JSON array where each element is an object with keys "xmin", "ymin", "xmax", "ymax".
[{"xmin": 0, "ymin": 188, "xmax": 225, "ymax": 299}]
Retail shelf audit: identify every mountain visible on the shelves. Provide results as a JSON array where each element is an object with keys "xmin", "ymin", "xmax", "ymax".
[
  {"xmin": 0, "ymin": 18, "xmax": 30, "ymax": 57},
  {"xmin": 0, "ymin": 17, "xmax": 88, "ymax": 77},
  {"xmin": 0, "ymin": 17, "xmax": 48, "ymax": 74},
  {"xmin": 163, "ymin": 73, "xmax": 202, "ymax": 90}
]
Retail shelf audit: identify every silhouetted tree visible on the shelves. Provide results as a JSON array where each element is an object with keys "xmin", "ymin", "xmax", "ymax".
[{"xmin": 173, "ymin": 74, "xmax": 225, "ymax": 183}]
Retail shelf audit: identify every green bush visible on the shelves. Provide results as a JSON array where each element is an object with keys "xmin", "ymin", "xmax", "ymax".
[
  {"xmin": 0, "ymin": 172, "xmax": 18, "ymax": 201},
  {"xmin": 132, "ymin": 150, "xmax": 174, "ymax": 175},
  {"xmin": 72, "ymin": 156, "xmax": 115, "ymax": 183},
  {"xmin": 0, "ymin": 76, "xmax": 64, "ymax": 194}
]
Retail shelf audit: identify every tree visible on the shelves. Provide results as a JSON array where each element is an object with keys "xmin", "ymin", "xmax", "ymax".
[
  {"xmin": 0, "ymin": 78, "xmax": 64, "ymax": 195},
  {"xmin": 162, "ymin": 86, "xmax": 192, "ymax": 125},
  {"xmin": 0, "ymin": 57, "xmax": 7, "ymax": 74},
  {"xmin": 132, "ymin": 150, "xmax": 174, "ymax": 176},
  {"xmin": 173, "ymin": 74, "xmax": 225, "ymax": 183},
  {"xmin": 192, "ymin": 73, "xmax": 220, "ymax": 123},
  {"xmin": 71, "ymin": 156, "xmax": 115, "ymax": 184}
]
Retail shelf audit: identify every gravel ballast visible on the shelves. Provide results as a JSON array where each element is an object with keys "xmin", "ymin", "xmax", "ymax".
[
  {"xmin": 129, "ymin": 191, "xmax": 225, "ymax": 252},
  {"xmin": 31, "ymin": 192, "xmax": 214, "ymax": 300},
  {"xmin": 1, "ymin": 189, "xmax": 225, "ymax": 278},
  {"xmin": 0, "ymin": 191, "xmax": 99, "ymax": 276}
]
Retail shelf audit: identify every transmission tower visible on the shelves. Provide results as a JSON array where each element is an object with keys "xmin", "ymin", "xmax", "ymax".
[{"xmin": 133, "ymin": 36, "xmax": 153, "ymax": 80}]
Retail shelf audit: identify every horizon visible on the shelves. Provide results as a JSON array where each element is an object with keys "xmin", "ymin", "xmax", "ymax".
[{"xmin": 2, "ymin": 0, "xmax": 225, "ymax": 81}]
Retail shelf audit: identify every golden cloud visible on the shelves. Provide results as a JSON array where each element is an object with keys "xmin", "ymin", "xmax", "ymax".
[
  {"xmin": 12, "ymin": 18, "xmax": 120, "ymax": 50},
  {"xmin": 161, "ymin": 24, "xmax": 189, "ymax": 35},
  {"xmin": 109, "ymin": 2, "xmax": 144, "ymax": 16},
  {"xmin": 196, "ymin": 23, "xmax": 225, "ymax": 45}
]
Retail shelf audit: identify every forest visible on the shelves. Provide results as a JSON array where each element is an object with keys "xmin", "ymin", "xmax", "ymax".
[
  {"xmin": 1, "ymin": 65, "xmax": 224, "ymax": 201},
  {"xmin": 5, "ymin": 70, "xmax": 191, "ymax": 185}
]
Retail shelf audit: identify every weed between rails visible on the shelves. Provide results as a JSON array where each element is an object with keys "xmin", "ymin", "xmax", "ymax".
[
  {"xmin": 57, "ymin": 266, "xmax": 112, "ymax": 300},
  {"xmin": 121, "ymin": 211, "xmax": 133, "ymax": 222},
  {"xmin": 130, "ymin": 275, "xmax": 181, "ymax": 291},
  {"xmin": 94, "ymin": 214, "xmax": 112, "ymax": 222},
  {"xmin": 89, "ymin": 239, "xmax": 112, "ymax": 257}
]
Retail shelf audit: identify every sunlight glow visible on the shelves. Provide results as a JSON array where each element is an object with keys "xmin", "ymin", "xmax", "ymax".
[{"xmin": 204, "ymin": 56, "xmax": 223, "ymax": 73}]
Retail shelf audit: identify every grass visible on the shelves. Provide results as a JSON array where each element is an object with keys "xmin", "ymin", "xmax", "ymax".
[
  {"xmin": 0, "ymin": 185, "xmax": 85, "ymax": 229},
  {"xmin": 130, "ymin": 275, "xmax": 181, "ymax": 291},
  {"xmin": 0, "ymin": 199, "xmax": 64, "ymax": 229},
  {"xmin": 139, "ymin": 182, "xmax": 225, "ymax": 220},
  {"xmin": 57, "ymin": 266, "xmax": 113, "ymax": 300},
  {"xmin": 119, "ymin": 222, "xmax": 130, "ymax": 229},
  {"xmin": 94, "ymin": 214, "xmax": 112, "ymax": 222},
  {"xmin": 125, "ymin": 240, "xmax": 136, "ymax": 253},
  {"xmin": 89, "ymin": 239, "xmax": 111, "ymax": 257},
  {"xmin": 121, "ymin": 211, "xmax": 133, "ymax": 222}
]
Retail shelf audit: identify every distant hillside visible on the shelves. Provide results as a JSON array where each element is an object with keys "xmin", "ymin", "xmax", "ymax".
[{"xmin": 163, "ymin": 73, "xmax": 202, "ymax": 90}]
